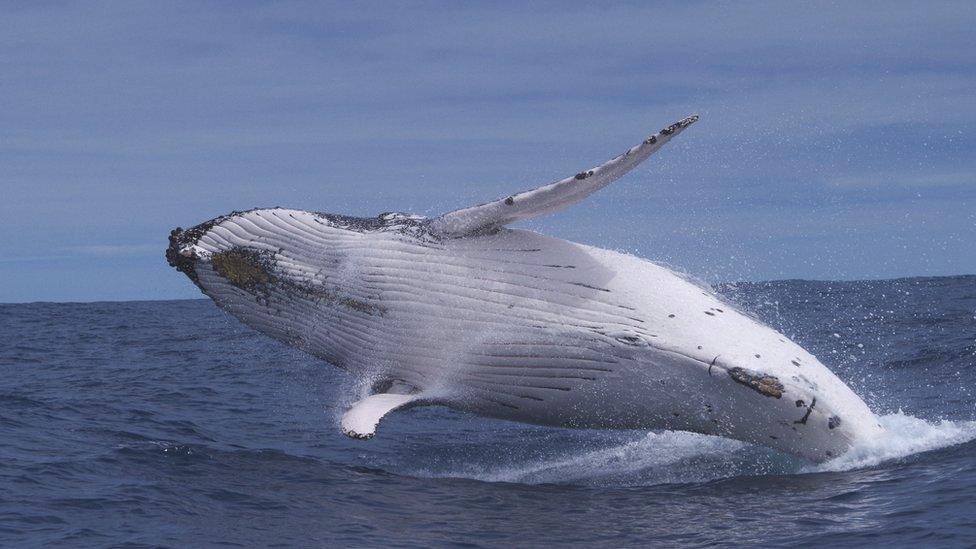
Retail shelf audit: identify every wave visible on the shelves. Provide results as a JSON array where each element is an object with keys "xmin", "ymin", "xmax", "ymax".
[
  {"xmin": 808, "ymin": 411, "xmax": 976, "ymax": 473},
  {"xmin": 413, "ymin": 413, "xmax": 976, "ymax": 487}
]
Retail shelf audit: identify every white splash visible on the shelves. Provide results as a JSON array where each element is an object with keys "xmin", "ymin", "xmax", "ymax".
[
  {"xmin": 415, "ymin": 413, "xmax": 976, "ymax": 486},
  {"xmin": 472, "ymin": 431, "xmax": 745, "ymax": 485},
  {"xmin": 807, "ymin": 411, "xmax": 976, "ymax": 473}
]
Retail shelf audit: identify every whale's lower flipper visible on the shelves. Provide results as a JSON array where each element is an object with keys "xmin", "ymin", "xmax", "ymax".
[
  {"xmin": 428, "ymin": 114, "xmax": 699, "ymax": 238},
  {"xmin": 341, "ymin": 393, "xmax": 423, "ymax": 439}
]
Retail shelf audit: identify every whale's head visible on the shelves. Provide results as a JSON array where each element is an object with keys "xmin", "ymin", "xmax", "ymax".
[
  {"xmin": 576, "ymin": 251, "xmax": 887, "ymax": 463},
  {"xmin": 704, "ymin": 353, "xmax": 883, "ymax": 462},
  {"xmin": 618, "ymin": 325, "xmax": 885, "ymax": 463}
]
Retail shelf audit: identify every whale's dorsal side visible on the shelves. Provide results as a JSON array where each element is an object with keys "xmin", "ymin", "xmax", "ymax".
[{"xmin": 427, "ymin": 114, "xmax": 699, "ymax": 238}]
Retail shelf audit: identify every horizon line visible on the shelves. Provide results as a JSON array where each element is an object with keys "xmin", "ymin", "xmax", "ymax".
[{"xmin": 2, "ymin": 273, "xmax": 972, "ymax": 306}]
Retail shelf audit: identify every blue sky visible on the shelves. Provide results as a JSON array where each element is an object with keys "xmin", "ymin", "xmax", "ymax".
[{"xmin": 2, "ymin": 1, "xmax": 974, "ymax": 303}]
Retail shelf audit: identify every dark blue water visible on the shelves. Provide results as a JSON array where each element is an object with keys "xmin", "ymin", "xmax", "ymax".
[{"xmin": 2, "ymin": 276, "xmax": 975, "ymax": 547}]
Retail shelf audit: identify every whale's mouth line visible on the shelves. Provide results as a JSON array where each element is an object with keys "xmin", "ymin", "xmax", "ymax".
[
  {"xmin": 650, "ymin": 345, "xmax": 789, "ymax": 400},
  {"xmin": 646, "ymin": 345, "xmax": 732, "ymax": 379}
]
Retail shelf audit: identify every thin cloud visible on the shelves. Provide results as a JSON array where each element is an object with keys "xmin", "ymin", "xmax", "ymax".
[
  {"xmin": 829, "ymin": 172, "xmax": 975, "ymax": 188},
  {"xmin": 67, "ymin": 244, "xmax": 159, "ymax": 257}
]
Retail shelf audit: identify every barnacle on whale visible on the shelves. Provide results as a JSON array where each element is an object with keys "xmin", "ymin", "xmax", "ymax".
[{"xmin": 727, "ymin": 367, "xmax": 785, "ymax": 399}]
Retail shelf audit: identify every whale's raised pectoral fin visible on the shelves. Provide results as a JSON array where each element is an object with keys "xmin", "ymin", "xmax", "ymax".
[
  {"xmin": 341, "ymin": 392, "xmax": 424, "ymax": 439},
  {"xmin": 427, "ymin": 114, "xmax": 699, "ymax": 238}
]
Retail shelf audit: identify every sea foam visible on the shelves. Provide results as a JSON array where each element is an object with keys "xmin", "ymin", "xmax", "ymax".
[
  {"xmin": 807, "ymin": 412, "xmax": 976, "ymax": 473},
  {"xmin": 418, "ymin": 413, "xmax": 976, "ymax": 486}
]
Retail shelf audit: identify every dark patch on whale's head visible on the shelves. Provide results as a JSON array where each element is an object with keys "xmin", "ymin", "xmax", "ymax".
[{"xmin": 211, "ymin": 249, "xmax": 273, "ymax": 290}]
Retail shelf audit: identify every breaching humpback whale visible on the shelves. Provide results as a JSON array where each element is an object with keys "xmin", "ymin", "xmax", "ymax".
[{"xmin": 167, "ymin": 115, "xmax": 883, "ymax": 462}]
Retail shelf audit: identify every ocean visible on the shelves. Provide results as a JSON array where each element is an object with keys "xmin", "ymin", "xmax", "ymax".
[{"xmin": 1, "ymin": 275, "xmax": 974, "ymax": 547}]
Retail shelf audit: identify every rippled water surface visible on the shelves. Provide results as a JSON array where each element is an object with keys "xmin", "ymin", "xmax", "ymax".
[{"xmin": 2, "ymin": 276, "xmax": 975, "ymax": 547}]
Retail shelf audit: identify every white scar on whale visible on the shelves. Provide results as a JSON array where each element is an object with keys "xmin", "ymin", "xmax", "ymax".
[{"xmin": 167, "ymin": 115, "xmax": 884, "ymax": 463}]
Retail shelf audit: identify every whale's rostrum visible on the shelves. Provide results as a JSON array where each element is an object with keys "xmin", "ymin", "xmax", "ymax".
[{"xmin": 167, "ymin": 115, "xmax": 884, "ymax": 462}]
